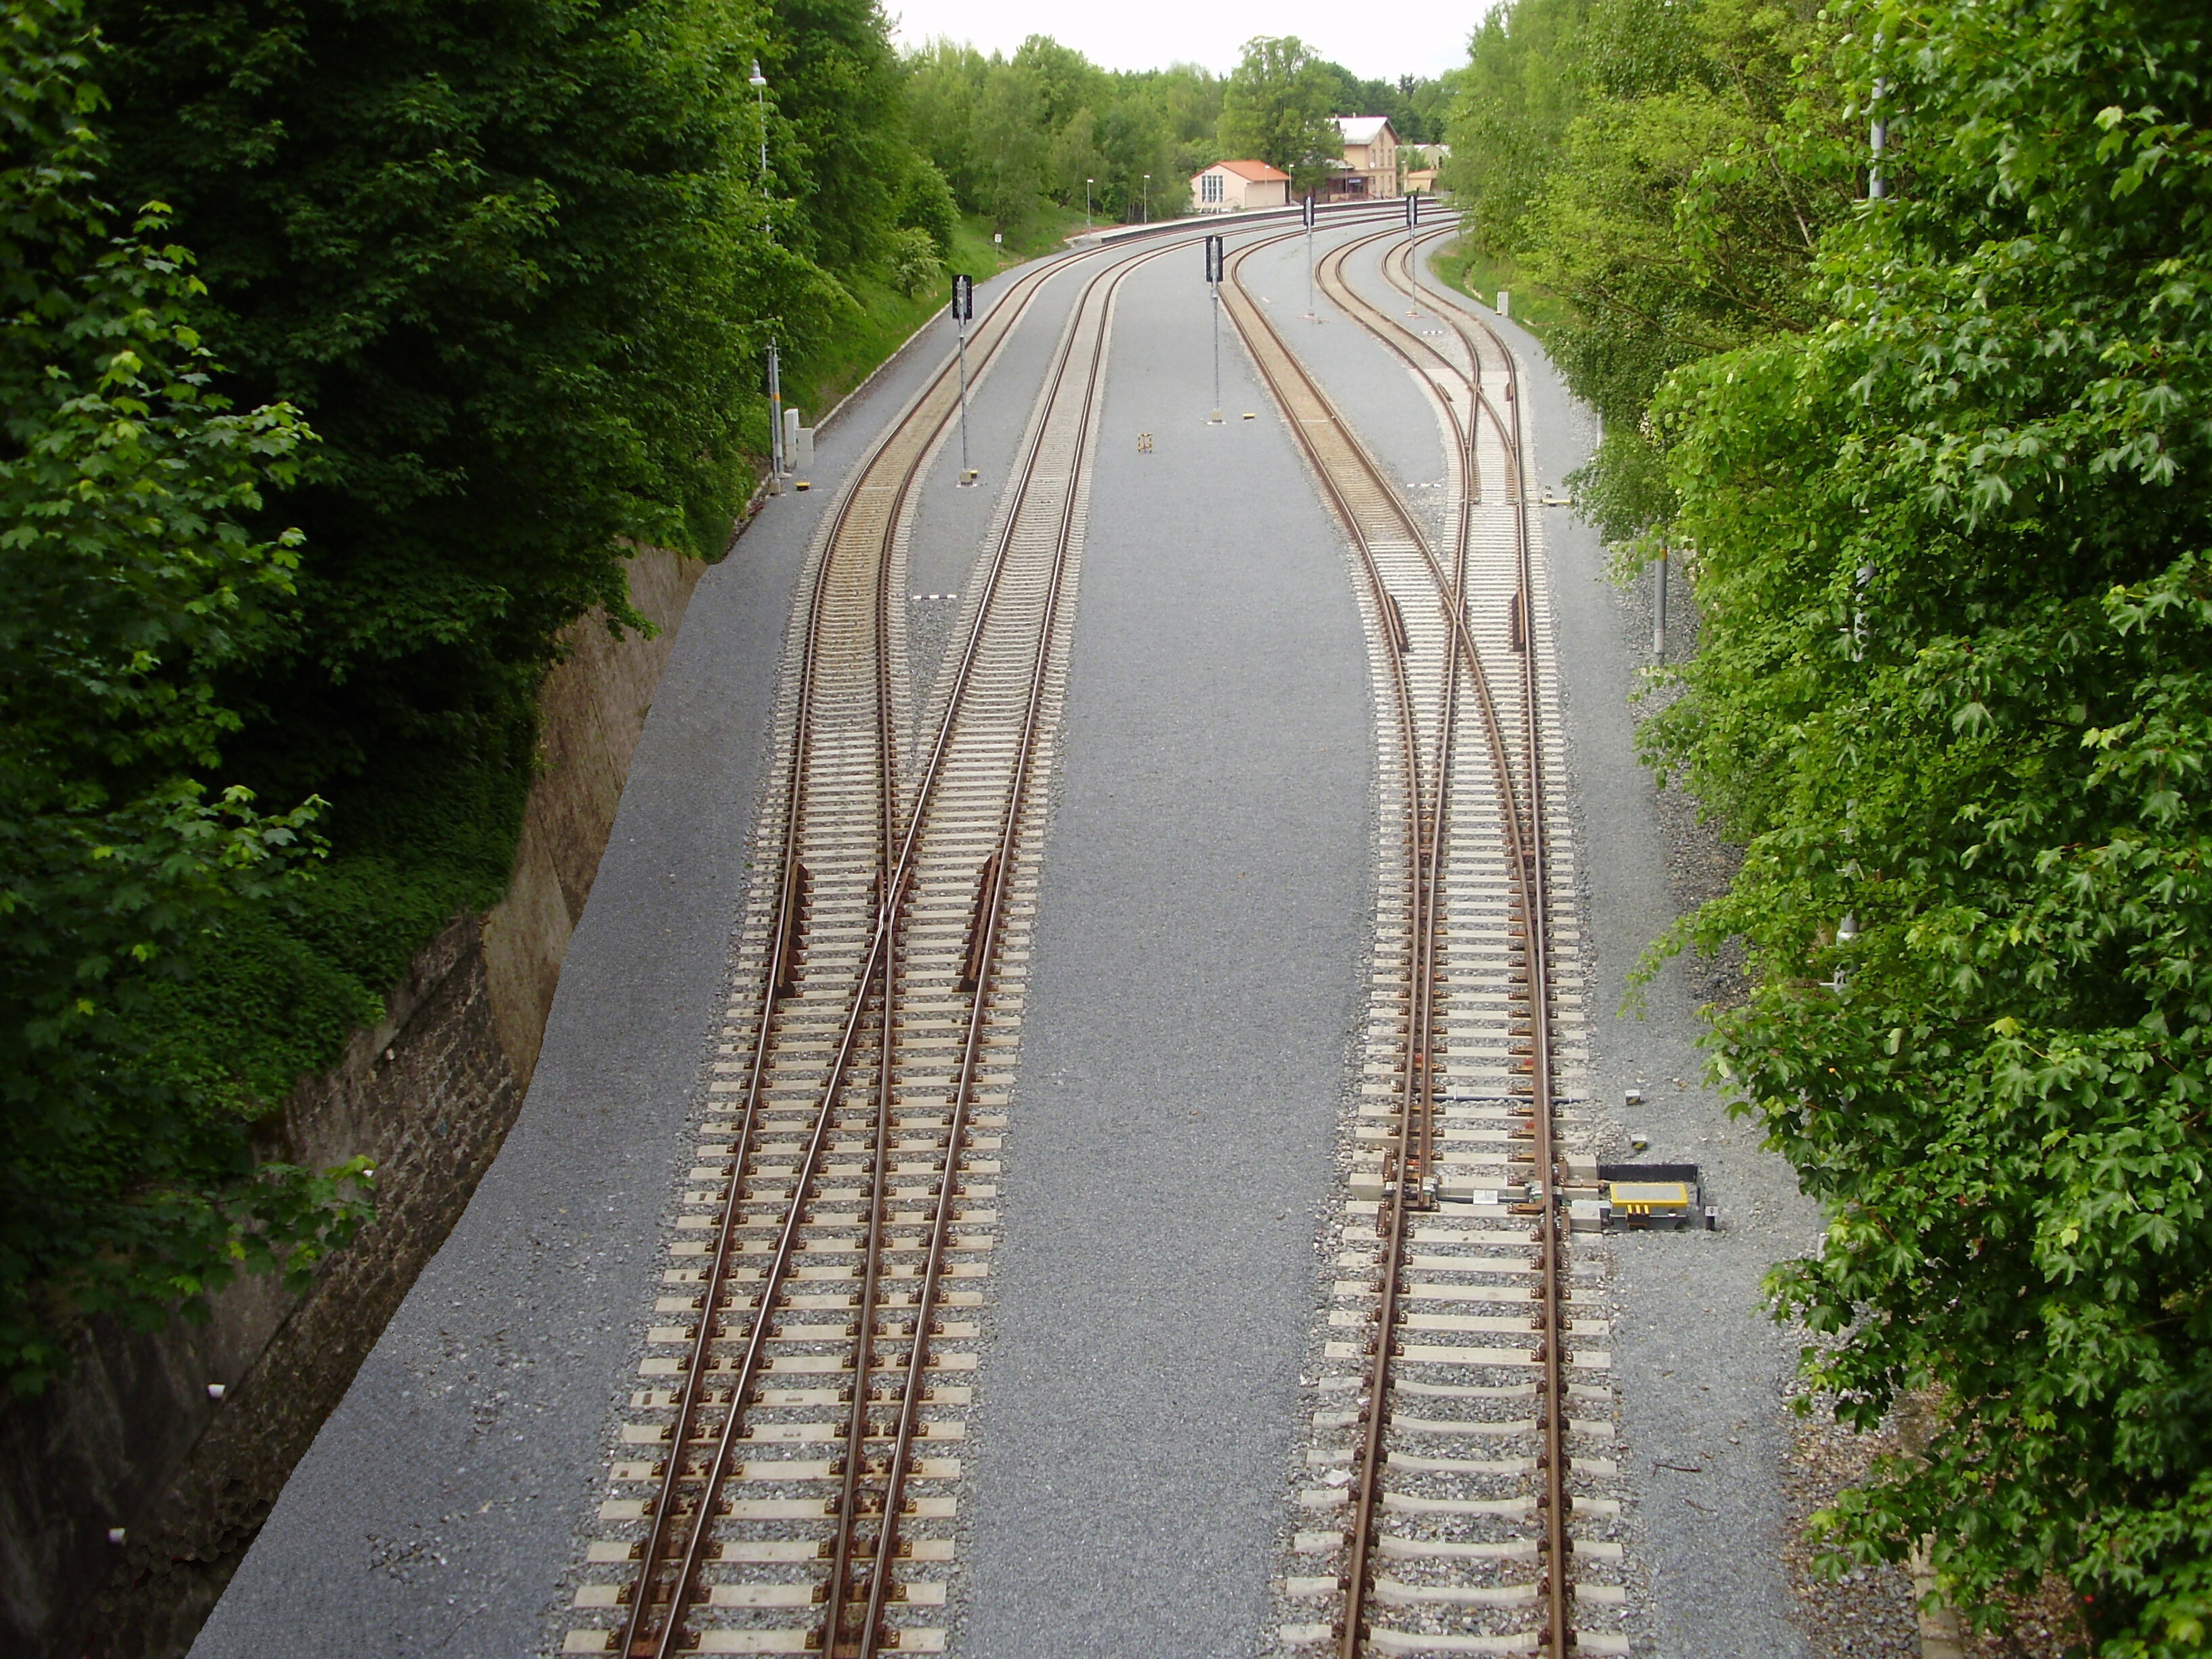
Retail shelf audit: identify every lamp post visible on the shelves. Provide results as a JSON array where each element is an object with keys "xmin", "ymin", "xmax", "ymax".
[
  {"xmin": 1868, "ymin": 78, "xmax": 1888, "ymax": 199},
  {"xmin": 749, "ymin": 58, "xmax": 769, "ymax": 184},
  {"xmin": 1141, "ymin": 173, "xmax": 1150, "ymax": 223},
  {"xmin": 1085, "ymin": 177, "xmax": 1094, "ymax": 229},
  {"xmin": 750, "ymin": 58, "xmax": 784, "ymax": 492}
]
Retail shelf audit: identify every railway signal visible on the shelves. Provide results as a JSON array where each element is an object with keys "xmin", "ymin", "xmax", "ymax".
[
  {"xmin": 1204, "ymin": 234, "xmax": 1225, "ymax": 424},
  {"xmin": 1404, "ymin": 190, "xmax": 1423, "ymax": 315},
  {"xmin": 1302, "ymin": 192, "xmax": 1318, "ymax": 321},
  {"xmin": 952, "ymin": 274, "xmax": 977, "ymax": 486}
]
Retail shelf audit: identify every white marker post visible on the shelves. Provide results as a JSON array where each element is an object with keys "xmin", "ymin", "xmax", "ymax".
[
  {"xmin": 1204, "ymin": 234, "xmax": 1225, "ymax": 424},
  {"xmin": 952, "ymin": 274, "xmax": 976, "ymax": 486}
]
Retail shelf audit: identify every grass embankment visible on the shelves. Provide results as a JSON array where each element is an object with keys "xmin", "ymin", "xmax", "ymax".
[
  {"xmin": 787, "ymin": 218, "xmax": 1024, "ymax": 420},
  {"xmin": 1426, "ymin": 235, "xmax": 1572, "ymax": 337},
  {"xmin": 141, "ymin": 246, "xmax": 1001, "ymax": 1128}
]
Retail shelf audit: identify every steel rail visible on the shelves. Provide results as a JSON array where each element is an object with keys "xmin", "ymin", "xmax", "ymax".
[
  {"xmin": 1225, "ymin": 221, "xmax": 1571, "ymax": 1657},
  {"xmin": 615, "ymin": 243, "xmax": 1083, "ymax": 1659},
  {"xmin": 835, "ymin": 212, "xmax": 1400, "ymax": 1656},
  {"xmin": 816, "ymin": 233, "xmax": 1168, "ymax": 1659},
  {"xmin": 849, "ymin": 241, "xmax": 1136, "ymax": 1659},
  {"xmin": 1377, "ymin": 231, "xmax": 1575, "ymax": 1658},
  {"xmin": 614, "ymin": 208, "xmax": 1408, "ymax": 1658},
  {"xmin": 614, "ymin": 207, "xmax": 1408, "ymax": 1659},
  {"xmin": 1220, "ymin": 231, "xmax": 1458, "ymax": 1659},
  {"xmin": 1344, "ymin": 218, "xmax": 1573, "ymax": 1659},
  {"xmin": 1315, "ymin": 228, "xmax": 1477, "ymax": 1217},
  {"xmin": 1308, "ymin": 223, "xmax": 1564, "ymax": 1659}
]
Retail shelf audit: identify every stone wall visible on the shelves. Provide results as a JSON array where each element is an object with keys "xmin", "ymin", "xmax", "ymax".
[{"xmin": 0, "ymin": 546, "xmax": 706, "ymax": 1659}]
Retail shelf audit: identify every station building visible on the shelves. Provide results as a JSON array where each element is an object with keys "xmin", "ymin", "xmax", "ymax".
[
  {"xmin": 1190, "ymin": 158, "xmax": 1293, "ymax": 213},
  {"xmin": 1328, "ymin": 116, "xmax": 1402, "ymax": 200}
]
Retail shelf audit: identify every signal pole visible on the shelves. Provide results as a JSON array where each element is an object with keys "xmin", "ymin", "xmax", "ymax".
[
  {"xmin": 1302, "ymin": 191, "xmax": 1318, "ymax": 321},
  {"xmin": 952, "ymin": 274, "xmax": 976, "ymax": 486},
  {"xmin": 1404, "ymin": 190, "xmax": 1422, "ymax": 315},
  {"xmin": 1204, "ymin": 233, "xmax": 1225, "ymax": 424}
]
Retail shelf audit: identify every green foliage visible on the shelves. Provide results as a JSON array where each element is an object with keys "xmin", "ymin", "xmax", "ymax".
[
  {"xmin": 759, "ymin": 0, "xmax": 930, "ymax": 276},
  {"xmin": 1641, "ymin": 0, "xmax": 2212, "ymax": 1646},
  {"xmin": 1218, "ymin": 35, "xmax": 1342, "ymax": 194},
  {"xmin": 902, "ymin": 35, "xmax": 1227, "ymax": 230},
  {"xmin": 888, "ymin": 226, "xmax": 944, "ymax": 296},
  {"xmin": 1443, "ymin": 0, "xmax": 1592, "ymax": 255},
  {"xmin": 1318, "ymin": 65, "xmax": 1457, "ymax": 144},
  {"xmin": 88, "ymin": 0, "xmax": 826, "ymax": 767},
  {"xmin": 897, "ymin": 32, "xmax": 1443, "ymax": 229},
  {"xmin": 0, "ymin": 0, "xmax": 369, "ymax": 1392},
  {"xmin": 1447, "ymin": 0, "xmax": 1852, "ymax": 543},
  {"xmin": 1, "ymin": 0, "xmax": 955, "ymax": 1394},
  {"xmin": 897, "ymin": 158, "xmax": 958, "ymax": 255}
]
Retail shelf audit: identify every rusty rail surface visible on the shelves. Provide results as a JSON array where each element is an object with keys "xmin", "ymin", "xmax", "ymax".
[
  {"xmin": 1225, "ymin": 218, "xmax": 1595, "ymax": 1658},
  {"xmin": 576, "ymin": 205, "xmax": 1406, "ymax": 1659}
]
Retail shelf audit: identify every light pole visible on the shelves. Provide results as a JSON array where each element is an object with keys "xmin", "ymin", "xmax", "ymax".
[
  {"xmin": 750, "ymin": 59, "xmax": 784, "ymax": 493},
  {"xmin": 1142, "ymin": 173, "xmax": 1150, "ymax": 223},
  {"xmin": 1085, "ymin": 177, "xmax": 1094, "ymax": 229},
  {"xmin": 750, "ymin": 58, "xmax": 769, "ymax": 184},
  {"xmin": 1868, "ymin": 78, "xmax": 1889, "ymax": 199}
]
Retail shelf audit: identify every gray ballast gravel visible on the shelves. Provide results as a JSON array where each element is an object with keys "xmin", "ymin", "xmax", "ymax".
[{"xmin": 950, "ymin": 236, "xmax": 1374, "ymax": 1659}]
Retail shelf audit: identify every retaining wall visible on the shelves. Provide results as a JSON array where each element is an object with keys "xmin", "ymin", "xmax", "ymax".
[{"xmin": 0, "ymin": 546, "xmax": 705, "ymax": 1659}]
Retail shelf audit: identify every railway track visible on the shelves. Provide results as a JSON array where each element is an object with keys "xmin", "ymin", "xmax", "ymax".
[
  {"xmin": 1223, "ymin": 224, "xmax": 1626, "ymax": 1657},
  {"xmin": 557, "ymin": 208, "xmax": 1400, "ymax": 1659}
]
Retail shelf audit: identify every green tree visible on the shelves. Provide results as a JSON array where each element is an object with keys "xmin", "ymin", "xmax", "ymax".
[
  {"xmin": 1315, "ymin": 62, "xmax": 1453, "ymax": 143},
  {"xmin": 895, "ymin": 156, "xmax": 958, "ymax": 255},
  {"xmin": 1049, "ymin": 106, "xmax": 1110, "ymax": 208},
  {"xmin": 1523, "ymin": 0, "xmax": 1849, "ymax": 540},
  {"xmin": 904, "ymin": 38, "xmax": 984, "ymax": 207},
  {"xmin": 1646, "ymin": 0, "xmax": 2212, "ymax": 1648},
  {"xmin": 762, "ymin": 0, "xmax": 933, "ymax": 276},
  {"xmin": 1014, "ymin": 33, "xmax": 1105, "ymax": 132},
  {"xmin": 887, "ymin": 225, "xmax": 943, "ymax": 294},
  {"xmin": 65, "ymin": 0, "xmax": 854, "ymax": 1133},
  {"xmin": 1443, "ymin": 0, "xmax": 1592, "ymax": 254},
  {"xmin": 901, "ymin": 41, "xmax": 1226, "ymax": 229},
  {"xmin": 1218, "ymin": 35, "xmax": 1341, "ymax": 193},
  {"xmin": 970, "ymin": 59, "xmax": 1048, "ymax": 231},
  {"xmin": 0, "ymin": 0, "xmax": 366, "ymax": 1392}
]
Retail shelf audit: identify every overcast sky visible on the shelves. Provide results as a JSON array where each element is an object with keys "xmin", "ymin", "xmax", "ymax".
[{"xmin": 883, "ymin": 0, "xmax": 1481, "ymax": 83}]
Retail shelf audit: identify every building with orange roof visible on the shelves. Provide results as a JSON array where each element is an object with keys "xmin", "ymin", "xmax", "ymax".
[{"xmin": 1190, "ymin": 158, "xmax": 1293, "ymax": 214}]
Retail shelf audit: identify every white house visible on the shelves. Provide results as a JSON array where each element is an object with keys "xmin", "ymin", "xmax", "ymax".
[{"xmin": 1190, "ymin": 159, "xmax": 1293, "ymax": 214}]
